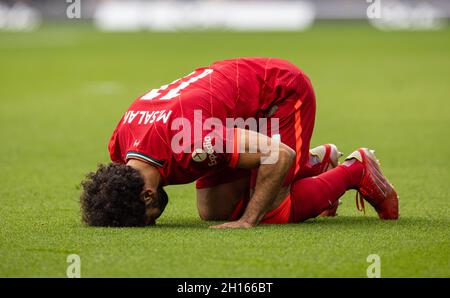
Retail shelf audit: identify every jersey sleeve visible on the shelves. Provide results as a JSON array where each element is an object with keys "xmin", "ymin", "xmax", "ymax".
[
  {"xmin": 122, "ymin": 128, "xmax": 168, "ymax": 168},
  {"xmin": 172, "ymin": 126, "xmax": 241, "ymax": 172}
]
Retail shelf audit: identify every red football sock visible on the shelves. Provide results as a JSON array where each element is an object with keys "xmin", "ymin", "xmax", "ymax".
[
  {"xmin": 290, "ymin": 160, "xmax": 364, "ymax": 222},
  {"xmin": 298, "ymin": 153, "xmax": 328, "ymax": 179}
]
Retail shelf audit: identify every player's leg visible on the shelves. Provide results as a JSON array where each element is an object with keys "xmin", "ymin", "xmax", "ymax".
[
  {"xmin": 304, "ymin": 143, "xmax": 344, "ymax": 217},
  {"xmin": 226, "ymin": 144, "xmax": 343, "ymax": 225},
  {"xmin": 290, "ymin": 158, "xmax": 364, "ymax": 222},
  {"xmin": 195, "ymin": 168, "xmax": 250, "ymax": 221},
  {"xmin": 253, "ymin": 143, "xmax": 342, "ymax": 225},
  {"xmin": 289, "ymin": 148, "xmax": 399, "ymax": 222}
]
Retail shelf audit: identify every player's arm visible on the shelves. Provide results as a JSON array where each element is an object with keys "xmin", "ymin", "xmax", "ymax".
[{"xmin": 210, "ymin": 129, "xmax": 295, "ymax": 229}]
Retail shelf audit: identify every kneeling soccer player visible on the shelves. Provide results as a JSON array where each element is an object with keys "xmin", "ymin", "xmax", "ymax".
[{"xmin": 80, "ymin": 57, "xmax": 399, "ymax": 228}]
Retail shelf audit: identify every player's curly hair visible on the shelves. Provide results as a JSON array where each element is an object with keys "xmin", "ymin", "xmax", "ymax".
[{"xmin": 80, "ymin": 163, "xmax": 146, "ymax": 227}]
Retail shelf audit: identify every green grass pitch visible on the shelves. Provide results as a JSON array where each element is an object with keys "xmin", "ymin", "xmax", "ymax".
[{"xmin": 0, "ymin": 23, "xmax": 449, "ymax": 277}]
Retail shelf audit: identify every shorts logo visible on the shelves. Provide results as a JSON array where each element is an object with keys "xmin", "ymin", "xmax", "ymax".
[{"xmin": 192, "ymin": 148, "xmax": 207, "ymax": 162}]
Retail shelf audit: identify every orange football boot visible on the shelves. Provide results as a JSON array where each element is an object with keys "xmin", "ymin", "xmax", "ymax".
[{"xmin": 345, "ymin": 148, "xmax": 399, "ymax": 219}]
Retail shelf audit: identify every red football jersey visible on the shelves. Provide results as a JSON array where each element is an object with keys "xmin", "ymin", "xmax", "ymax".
[{"xmin": 108, "ymin": 57, "xmax": 305, "ymax": 185}]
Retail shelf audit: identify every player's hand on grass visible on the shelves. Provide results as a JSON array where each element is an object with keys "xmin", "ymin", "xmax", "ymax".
[{"xmin": 209, "ymin": 220, "xmax": 254, "ymax": 229}]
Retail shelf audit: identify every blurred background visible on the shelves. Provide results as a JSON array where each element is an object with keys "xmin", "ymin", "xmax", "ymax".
[{"xmin": 0, "ymin": 0, "xmax": 449, "ymax": 31}]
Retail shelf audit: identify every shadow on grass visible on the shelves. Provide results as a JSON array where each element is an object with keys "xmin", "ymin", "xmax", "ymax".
[
  {"xmin": 75, "ymin": 215, "xmax": 449, "ymax": 231},
  {"xmin": 270, "ymin": 215, "xmax": 450, "ymax": 230},
  {"xmin": 75, "ymin": 218, "xmax": 208, "ymax": 230},
  {"xmin": 149, "ymin": 215, "xmax": 448, "ymax": 229}
]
